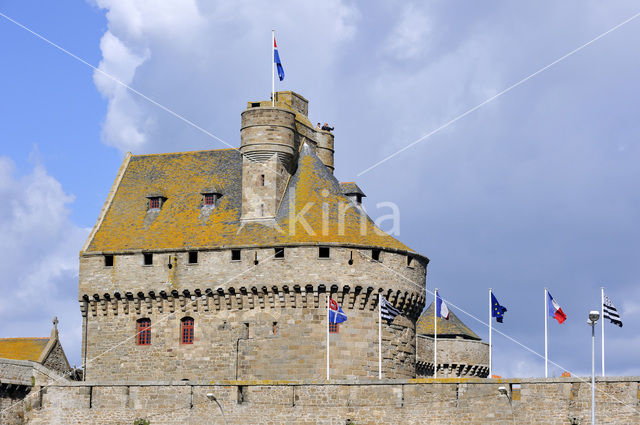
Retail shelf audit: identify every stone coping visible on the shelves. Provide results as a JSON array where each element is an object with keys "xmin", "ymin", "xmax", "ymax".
[
  {"xmin": 0, "ymin": 358, "xmax": 68, "ymax": 385},
  {"xmin": 49, "ymin": 376, "xmax": 640, "ymax": 387}
]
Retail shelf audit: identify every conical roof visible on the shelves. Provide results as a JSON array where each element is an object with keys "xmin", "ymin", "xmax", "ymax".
[{"xmin": 416, "ymin": 301, "xmax": 481, "ymax": 340}]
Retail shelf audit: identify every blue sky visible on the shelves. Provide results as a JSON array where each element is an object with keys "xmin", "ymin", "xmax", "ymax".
[{"xmin": 1, "ymin": 0, "xmax": 639, "ymax": 378}]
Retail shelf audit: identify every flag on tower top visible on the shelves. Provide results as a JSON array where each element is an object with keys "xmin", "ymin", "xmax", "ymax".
[
  {"xmin": 547, "ymin": 291, "xmax": 566, "ymax": 324},
  {"xmin": 274, "ymin": 37, "xmax": 285, "ymax": 81}
]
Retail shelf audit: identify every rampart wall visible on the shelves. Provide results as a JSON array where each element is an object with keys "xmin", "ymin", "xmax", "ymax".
[{"xmin": 18, "ymin": 377, "xmax": 640, "ymax": 425}]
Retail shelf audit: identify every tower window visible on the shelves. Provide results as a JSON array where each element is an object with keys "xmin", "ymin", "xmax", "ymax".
[
  {"xmin": 188, "ymin": 251, "xmax": 198, "ymax": 264},
  {"xmin": 407, "ymin": 256, "xmax": 414, "ymax": 268},
  {"xmin": 260, "ymin": 174, "xmax": 265, "ymax": 186},
  {"xmin": 274, "ymin": 247, "xmax": 284, "ymax": 258},
  {"xmin": 181, "ymin": 317, "xmax": 194, "ymax": 344},
  {"xmin": 329, "ymin": 323, "xmax": 339, "ymax": 334},
  {"xmin": 143, "ymin": 253, "xmax": 153, "ymax": 266},
  {"xmin": 137, "ymin": 318, "xmax": 151, "ymax": 345},
  {"xmin": 371, "ymin": 249, "xmax": 381, "ymax": 262},
  {"xmin": 260, "ymin": 204, "xmax": 264, "ymax": 216},
  {"xmin": 204, "ymin": 193, "xmax": 215, "ymax": 206},
  {"xmin": 319, "ymin": 247, "xmax": 330, "ymax": 259},
  {"xmin": 104, "ymin": 255, "xmax": 114, "ymax": 267},
  {"xmin": 231, "ymin": 249, "xmax": 241, "ymax": 261}
]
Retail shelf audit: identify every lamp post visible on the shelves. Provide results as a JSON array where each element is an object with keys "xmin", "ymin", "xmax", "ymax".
[
  {"xmin": 587, "ymin": 310, "xmax": 600, "ymax": 425},
  {"xmin": 206, "ymin": 393, "xmax": 228, "ymax": 425}
]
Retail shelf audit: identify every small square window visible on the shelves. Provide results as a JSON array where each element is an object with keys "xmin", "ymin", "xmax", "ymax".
[
  {"xmin": 329, "ymin": 323, "xmax": 339, "ymax": 333},
  {"xmin": 149, "ymin": 197, "xmax": 161, "ymax": 209},
  {"xmin": 204, "ymin": 194, "xmax": 215, "ymax": 206},
  {"xmin": 231, "ymin": 249, "xmax": 241, "ymax": 261},
  {"xmin": 319, "ymin": 247, "xmax": 330, "ymax": 259},
  {"xmin": 143, "ymin": 253, "xmax": 153, "ymax": 266},
  {"xmin": 188, "ymin": 251, "xmax": 198, "ymax": 264},
  {"xmin": 371, "ymin": 249, "xmax": 381, "ymax": 262},
  {"xmin": 104, "ymin": 255, "xmax": 114, "ymax": 267},
  {"xmin": 274, "ymin": 247, "xmax": 284, "ymax": 258}
]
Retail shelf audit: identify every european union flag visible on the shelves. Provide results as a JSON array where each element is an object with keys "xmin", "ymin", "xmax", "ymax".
[{"xmin": 491, "ymin": 293, "xmax": 507, "ymax": 323}]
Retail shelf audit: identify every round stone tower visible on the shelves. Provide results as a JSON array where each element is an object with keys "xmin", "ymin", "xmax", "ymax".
[
  {"xmin": 315, "ymin": 130, "xmax": 335, "ymax": 173},
  {"xmin": 240, "ymin": 106, "xmax": 297, "ymax": 170}
]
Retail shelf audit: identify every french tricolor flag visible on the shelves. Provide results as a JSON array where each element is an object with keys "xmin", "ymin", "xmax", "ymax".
[{"xmin": 547, "ymin": 291, "xmax": 567, "ymax": 324}]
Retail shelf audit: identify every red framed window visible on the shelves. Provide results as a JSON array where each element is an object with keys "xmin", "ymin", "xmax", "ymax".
[
  {"xmin": 149, "ymin": 197, "xmax": 160, "ymax": 209},
  {"xmin": 181, "ymin": 317, "xmax": 194, "ymax": 344},
  {"xmin": 204, "ymin": 193, "xmax": 215, "ymax": 206},
  {"xmin": 329, "ymin": 323, "xmax": 339, "ymax": 334},
  {"xmin": 137, "ymin": 318, "xmax": 151, "ymax": 345}
]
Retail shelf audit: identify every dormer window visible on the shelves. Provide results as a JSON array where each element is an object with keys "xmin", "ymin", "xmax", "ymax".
[
  {"xmin": 201, "ymin": 189, "xmax": 221, "ymax": 208},
  {"xmin": 146, "ymin": 195, "xmax": 166, "ymax": 211}
]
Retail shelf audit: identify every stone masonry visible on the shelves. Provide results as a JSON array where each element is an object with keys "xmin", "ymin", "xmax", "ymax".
[{"xmin": 18, "ymin": 377, "xmax": 640, "ymax": 424}]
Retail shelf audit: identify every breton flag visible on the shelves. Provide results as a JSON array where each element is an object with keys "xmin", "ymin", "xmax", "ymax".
[
  {"xmin": 547, "ymin": 291, "xmax": 567, "ymax": 324},
  {"xmin": 603, "ymin": 293, "xmax": 623, "ymax": 327},
  {"xmin": 380, "ymin": 296, "xmax": 401, "ymax": 324},
  {"xmin": 491, "ymin": 292, "xmax": 507, "ymax": 323},
  {"xmin": 436, "ymin": 292, "xmax": 450, "ymax": 320},
  {"xmin": 328, "ymin": 298, "xmax": 347, "ymax": 324},
  {"xmin": 274, "ymin": 37, "xmax": 285, "ymax": 81}
]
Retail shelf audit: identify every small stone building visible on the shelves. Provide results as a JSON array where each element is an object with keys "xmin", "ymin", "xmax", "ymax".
[
  {"xmin": 78, "ymin": 91, "xmax": 485, "ymax": 382},
  {"xmin": 0, "ymin": 319, "xmax": 71, "ymax": 424}
]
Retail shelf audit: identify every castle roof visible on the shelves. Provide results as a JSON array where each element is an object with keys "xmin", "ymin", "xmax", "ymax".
[
  {"xmin": 0, "ymin": 337, "xmax": 50, "ymax": 361},
  {"xmin": 416, "ymin": 302, "xmax": 482, "ymax": 340},
  {"xmin": 84, "ymin": 144, "xmax": 417, "ymax": 255}
]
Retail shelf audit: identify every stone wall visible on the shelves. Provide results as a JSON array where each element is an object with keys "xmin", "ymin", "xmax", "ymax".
[
  {"xmin": 20, "ymin": 377, "xmax": 640, "ymax": 424},
  {"xmin": 0, "ymin": 359, "xmax": 68, "ymax": 425},
  {"xmin": 79, "ymin": 246, "xmax": 426, "ymax": 382}
]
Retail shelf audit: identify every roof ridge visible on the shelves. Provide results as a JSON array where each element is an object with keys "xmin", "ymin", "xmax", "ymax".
[{"xmin": 131, "ymin": 148, "xmax": 237, "ymax": 157}]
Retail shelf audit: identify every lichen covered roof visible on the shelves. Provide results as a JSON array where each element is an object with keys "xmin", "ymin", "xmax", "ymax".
[
  {"xmin": 0, "ymin": 337, "xmax": 50, "ymax": 361},
  {"xmin": 85, "ymin": 145, "xmax": 414, "ymax": 254},
  {"xmin": 416, "ymin": 302, "xmax": 481, "ymax": 340},
  {"xmin": 340, "ymin": 182, "xmax": 366, "ymax": 197}
]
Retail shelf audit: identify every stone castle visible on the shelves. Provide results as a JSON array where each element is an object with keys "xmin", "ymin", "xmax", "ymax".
[
  {"xmin": 2, "ymin": 92, "xmax": 638, "ymax": 424},
  {"xmin": 78, "ymin": 90, "xmax": 487, "ymax": 382}
]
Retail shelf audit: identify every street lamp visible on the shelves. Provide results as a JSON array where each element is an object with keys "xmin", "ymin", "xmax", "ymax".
[
  {"xmin": 587, "ymin": 310, "xmax": 600, "ymax": 425},
  {"xmin": 206, "ymin": 393, "xmax": 228, "ymax": 425}
]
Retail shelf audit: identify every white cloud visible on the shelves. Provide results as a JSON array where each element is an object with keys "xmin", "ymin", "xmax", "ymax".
[
  {"xmin": 91, "ymin": 0, "xmax": 359, "ymax": 153},
  {"xmin": 0, "ymin": 155, "xmax": 89, "ymax": 366},
  {"xmin": 384, "ymin": 4, "xmax": 433, "ymax": 61}
]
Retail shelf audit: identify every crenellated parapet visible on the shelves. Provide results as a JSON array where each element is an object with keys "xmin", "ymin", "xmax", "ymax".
[{"xmin": 80, "ymin": 283, "xmax": 426, "ymax": 319}]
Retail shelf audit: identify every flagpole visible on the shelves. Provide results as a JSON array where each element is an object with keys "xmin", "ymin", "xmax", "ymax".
[
  {"xmin": 434, "ymin": 288, "xmax": 438, "ymax": 379},
  {"xmin": 489, "ymin": 288, "xmax": 493, "ymax": 378},
  {"xmin": 271, "ymin": 30, "xmax": 275, "ymax": 107},
  {"xmin": 378, "ymin": 294, "xmax": 382, "ymax": 380},
  {"xmin": 544, "ymin": 287, "xmax": 548, "ymax": 378},
  {"xmin": 601, "ymin": 286, "xmax": 605, "ymax": 377},
  {"xmin": 326, "ymin": 295, "xmax": 330, "ymax": 380}
]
